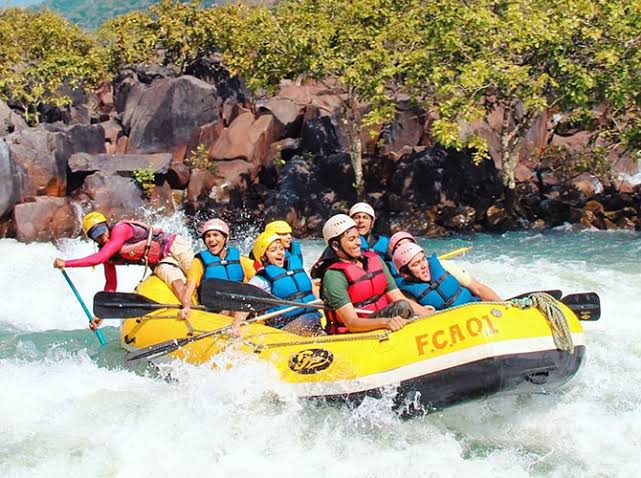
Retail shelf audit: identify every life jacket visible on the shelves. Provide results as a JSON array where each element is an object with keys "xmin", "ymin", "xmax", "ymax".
[
  {"xmin": 286, "ymin": 240, "xmax": 304, "ymax": 265},
  {"xmin": 324, "ymin": 251, "xmax": 390, "ymax": 334},
  {"xmin": 386, "ymin": 260, "xmax": 404, "ymax": 287},
  {"xmin": 197, "ymin": 246, "xmax": 244, "ymax": 283},
  {"xmin": 397, "ymin": 253, "xmax": 479, "ymax": 310},
  {"xmin": 359, "ymin": 234, "xmax": 390, "ymax": 259},
  {"xmin": 257, "ymin": 254, "xmax": 320, "ymax": 328},
  {"xmin": 114, "ymin": 221, "xmax": 173, "ymax": 266}
]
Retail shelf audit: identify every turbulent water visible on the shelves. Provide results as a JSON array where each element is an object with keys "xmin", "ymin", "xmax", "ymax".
[{"xmin": 1, "ymin": 219, "xmax": 640, "ymax": 477}]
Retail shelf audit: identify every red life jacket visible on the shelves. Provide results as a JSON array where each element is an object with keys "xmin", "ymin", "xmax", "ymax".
[
  {"xmin": 114, "ymin": 221, "xmax": 174, "ymax": 266},
  {"xmin": 324, "ymin": 251, "xmax": 390, "ymax": 334}
]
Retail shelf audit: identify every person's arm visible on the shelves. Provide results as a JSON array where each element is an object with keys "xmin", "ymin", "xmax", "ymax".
[
  {"xmin": 386, "ymin": 288, "xmax": 434, "ymax": 316},
  {"xmin": 442, "ymin": 261, "xmax": 501, "ymax": 301},
  {"xmin": 380, "ymin": 261, "xmax": 434, "ymax": 316},
  {"xmin": 103, "ymin": 262, "xmax": 117, "ymax": 292},
  {"xmin": 334, "ymin": 303, "xmax": 407, "ymax": 332},
  {"xmin": 61, "ymin": 224, "xmax": 133, "ymax": 268},
  {"xmin": 180, "ymin": 259, "xmax": 204, "ymax": 320},
  {"xmin": 467, "ymin": 278, "xmax": 502, "ymax": 301}
]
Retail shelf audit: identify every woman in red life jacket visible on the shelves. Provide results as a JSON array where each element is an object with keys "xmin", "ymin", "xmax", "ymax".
[
  {"xmin": 312, "ymin": 214, "xmax": 434, "ymax": 334},
  {"xmin": 53, "ymin": 212, "xmax": 194, "ymax": 329}
]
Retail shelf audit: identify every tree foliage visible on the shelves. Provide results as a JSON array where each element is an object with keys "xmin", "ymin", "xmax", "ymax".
[{"xmin": 0, "ymin": 8, "xmax": 106, "ymax": 122}]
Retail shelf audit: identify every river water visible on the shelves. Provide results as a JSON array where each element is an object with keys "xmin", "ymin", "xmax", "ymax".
[{"xmin": 1, "ymin": 223, "xmax": 640, "ymax": 477}]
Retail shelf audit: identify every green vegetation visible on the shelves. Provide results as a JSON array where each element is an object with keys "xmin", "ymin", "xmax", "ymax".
[
  {"xmin": 1, "ymin": 0, "xmax": 640, "ymax": 211},
  {"xmin": 186, "ymin": 143, "xmax": 217, "ymax": 173},
  {"xmin": 133, "ymin": 167, "xmax": 156, "ymax": 197},
  {"xmin": 0, "ymin": 8, "xmax": 106, "ymax": 122}
]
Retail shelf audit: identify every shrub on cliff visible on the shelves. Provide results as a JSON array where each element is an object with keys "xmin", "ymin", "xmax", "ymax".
[{"xmin": 0, "ymin": 8, "xmax": 107, "ymax": 123}]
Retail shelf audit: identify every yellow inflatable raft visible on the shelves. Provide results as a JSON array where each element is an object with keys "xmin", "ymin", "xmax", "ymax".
[{"xmin": 121, "ymin": 276, "xmax": 586, "ymax": 415}]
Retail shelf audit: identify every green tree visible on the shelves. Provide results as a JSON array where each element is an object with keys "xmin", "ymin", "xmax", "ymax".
[
  {"xmin": 0, "ymin": 8, "xmax": 106, "ymax": 123},
  {"xmin": 398, "ymin": 0, "xmax": 641, "ymax": 214}
]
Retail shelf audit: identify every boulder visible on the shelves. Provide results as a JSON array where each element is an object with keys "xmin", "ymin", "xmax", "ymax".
[
  {"xmin": 13, "ymin": 196, "xmax": 78, "ymax": 242},
  {"xmin": 441, "ymin": 206, "xmax": 477, "ymax": 231},
  {"xmin": 69, "ymin": 153, "xmax": 172, "ymax": 175},
  {"xmin": 379, "ymin": 106, "xmax": 425, "ymax": 157},
  {"xmin": 257, "ymin": 98, "xmax": 304, "ymax": 138},
  {"xmin": 123, "ymin": 76, "xmax": 221, "ymax": 154},
  {"xmin": 1, "ymin": 100, "xmax": 28, "ymax": 137},
  {"xmin": 570, "ymin": 173, "xmax": 604, "ymax": 197},
  {"xmin": 186, "ymin": 169, "xmax": 217, "ymax": 206},
  {"xmin": 74, "ymin": 172, "xmax": 145, "ymax": 221},
  {"xmin": 0, "ymin": 141, "xmax": 20, "ymax": 217}
]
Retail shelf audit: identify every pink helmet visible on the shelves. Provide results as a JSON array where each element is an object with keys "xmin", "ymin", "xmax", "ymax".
[
  {"xmin": 393, "ymin": 242, "xmax": 424, "ymax": 271},
  {"xmin": 198, "ymin": 218, "xmax": 230, "ymax": 237},
  {"xmin": 388, "ymin": 231, "xmax": 416, "ymax": 257}
]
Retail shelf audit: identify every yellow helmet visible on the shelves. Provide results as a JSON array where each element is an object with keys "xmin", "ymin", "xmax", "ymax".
[
  {"xmin": 252, "ymin": 232, "xmax": 282, "ymax": 261},
  {"xmin": 82, "ymin": 211, "xmax": 107, "ymax": 236},
  {"xmin": 264, "ymin": 220, "xmax": 292, "ymax": 235}
]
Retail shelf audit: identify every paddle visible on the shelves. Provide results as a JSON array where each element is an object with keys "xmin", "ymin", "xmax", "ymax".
[
  {"xmin": 93, "ymin": 291, "xmax": 207, "ymax": 318},
  {"xmin": 561, "ymin": 292, "xmax": 600, "ymax": 321},
  {"xmin": 438, "ymin": 246, "xmax": 472, "ymax": 260},
  {"xmin": 124, "ymin": 301, "xmax": 319, "ymax": 363},
  {"xmin": 61, "ymin": 270, "xmax": 107, "ymax": 345},
  {"xmin": 200, "ymin": 278, "xmax": 330, "ymax": 312}
]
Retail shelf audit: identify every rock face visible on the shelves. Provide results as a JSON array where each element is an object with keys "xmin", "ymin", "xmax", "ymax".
[
  {"xmin": 0, "ymin": 141, "xmax": 19, "ymax": 218},
  {"xmin": 122, "ymin": 75, "xmax": 222, "ymax": 154},
  {"xmin": 1, "ymin": 100, "xmax": 28, "ymax": 137},
  {"xmin": 13, "ymin": 196, "xmax": 78, "ymax": 242},
  {"xmin": 69, "ymin": 153, "xmax": 172, "ymax": 175},
  {"xmin": 74, "ymin": 172, "xmax": 146, "ymax": 221}
]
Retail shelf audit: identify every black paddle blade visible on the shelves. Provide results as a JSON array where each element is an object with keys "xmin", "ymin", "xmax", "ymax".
[
  {"xmin": 125, "ymin": 337, "xmax": 185, "ymax": 363},
  {"xmin": 94, "ymin": 291, "xmax": 168, "ymax": 318},
  {"xmin": 509, "ymin": 290, "xmax": 563, "ymax": 301},
  {"xmin": 200, "ymin": 279, "xmax": 272, "ymax": 312},
  {"xmin": 561, "ymin": 292, "xmax": 601, "ymax": 321}
]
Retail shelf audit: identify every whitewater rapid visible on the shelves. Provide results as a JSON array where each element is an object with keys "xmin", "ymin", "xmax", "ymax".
[{"xmin": 1, "ymin": 227, "xmax": 640, "ymax": 477}]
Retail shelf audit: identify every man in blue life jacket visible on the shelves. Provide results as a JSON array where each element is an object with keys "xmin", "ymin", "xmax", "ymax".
[
  {"xmin": 349, "ymin": 202, "xmax": 389, "ymax": 260},
  {"xmin": 180, "ymin": 218, "xmax": 248, "ymax": 320},
  {"xmin": 392, "ymin": 242, "xmax": 501, "ymax": 310}
]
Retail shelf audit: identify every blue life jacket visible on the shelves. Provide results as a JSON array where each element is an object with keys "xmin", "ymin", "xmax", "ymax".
[
  {"xmin": 386, "ymin": 260, "xmax": 404, "ymax": 287},
  {"xmin": 360, "ymin": 235, "xmax": 389, "ymax": 260},
  {"xmin": 398, "ymin": 253, "xmax": 479, "ymax": 310},
  {"xmin": 257, "ymin": 255, "xmax": 320, "ymax": 328},
  {"xmin": 285, "ymin": 240, "xmax": 304, "ymax": 265},
  {"xmin": 197, "ymin": 246, "xmax": 244, "ymax": 283}
]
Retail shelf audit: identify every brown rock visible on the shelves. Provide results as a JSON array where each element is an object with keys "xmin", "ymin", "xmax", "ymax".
[
  {"xmin": 0, "ymin": 141, "xmax": 20, "ymax": 217},
  {"xmin": 13, "ymin": 196, "xmax": 78, "ymax": 242},
  {"xmin": 380, "ymin": 108, "xmax": 424, "ymax": 157},
  {"xmin": 124, "ymin": 76, "xmax": 222, "ymax": 154},
  {"xmin": 69, "ymin": 153, "xmax": 172, "ymax": 175},
  {"xmin": 258, "ymin": 97, "xmax": 304, "ymax": 138},
  {"xmin": 570, "ymin": 173, "xmax": 604, "ymax": 197},
  {"xmin": 485, "ymin": 204, "xmax": 508, "ymax": 228},
  {"xmin": 74, "ymin": 172, "xmax": 145, "ymax": 221},
  {"xmin": 616, "ymin": 216, "xmax": 637, "ymax": 230},
  {"xmin": 210, "ymin": 112, "xmax": 283, "ymax": 171},
  {"xmin": 147, "ymin": 181, "xmax": 175, "ymax": 214},
  {"xmin": 443, "ymin": 206, "xmax": 476, "ymax": 230},
  {"xmin": 1, "ymin": 100, "xmax": 28, "ymax": 137},
  {"xmin": 186, "ymin": 169, "xmax": 217, "ymax": 204},
  {"xmin": 514, "ymin": 163, "xmax": 535, "ymax": 183},
  {"xmin": 585, "ymin": 200, "xmax": 605, "ymax": 214},
  {"xmin": 167, "ymin": 161, "xmax": 191, "ymax": 189}
]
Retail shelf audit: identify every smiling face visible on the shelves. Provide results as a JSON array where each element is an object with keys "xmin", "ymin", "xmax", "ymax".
[
  {"xmin": 264, "ymin": 240, "xmax": 285, "ymax": 267},
  {"xmin": 277, "ymin": 232, "xmax": 292, "ymax": 249},
  {"xmin": 406, "ymin": 251, "xmax": 431, "ymax": 282},
  {"xmin": 204, "ymin": 230, "xmax": 227, "ymax": 256},
  {"xmin": 333, "ymin": 227, "xmax": 362, "ymax": 260},
  {"xmin": 351, "ymin": 212, "xmax": 373, "ymax": 236}
]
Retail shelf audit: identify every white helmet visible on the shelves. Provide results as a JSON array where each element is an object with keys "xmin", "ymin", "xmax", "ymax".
[
  {"xmin": 393, "ymin": 242, "xmax": 424, "ymax": 271},
  {"xmin": 349, "ymin": 202, "xmax": 375, "ymax": 220},
  {"xmin": 322, "ymin": 214, "xmax": 357, "ymax": 244}
]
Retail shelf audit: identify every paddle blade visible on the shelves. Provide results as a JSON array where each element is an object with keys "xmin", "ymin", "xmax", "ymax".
[
  {"xmin": 562, "ymin": 292, "xmax": 601, "ymax": 321},
  {"xmin": 94, "ymin": 291, "xmax": 165, "ymax": 318},
  {"xmin": 200, "ymin": 279, "xmax": 272, "ymax": 312},
  {"xmin": 125, "ymin": 337, "xmax": 185, "ymax": 363}
]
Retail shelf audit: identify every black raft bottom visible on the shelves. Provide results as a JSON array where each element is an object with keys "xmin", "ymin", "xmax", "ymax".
[{"xmin": 305, "ymin": 346, "xmax": 586, "ymax": 418}]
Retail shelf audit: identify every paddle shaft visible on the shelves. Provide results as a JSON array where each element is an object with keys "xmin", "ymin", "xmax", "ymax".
[
  {"xmin": 438, "ymin": 246, "xmax": 472, "ymax": 261},
  {"xmin": 125, "ymin": 302, "xmax": 312, "ymax": 362},
  {"xmin": 61, "ymin": 270, "xmax": 107, "ymax": 346}
]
